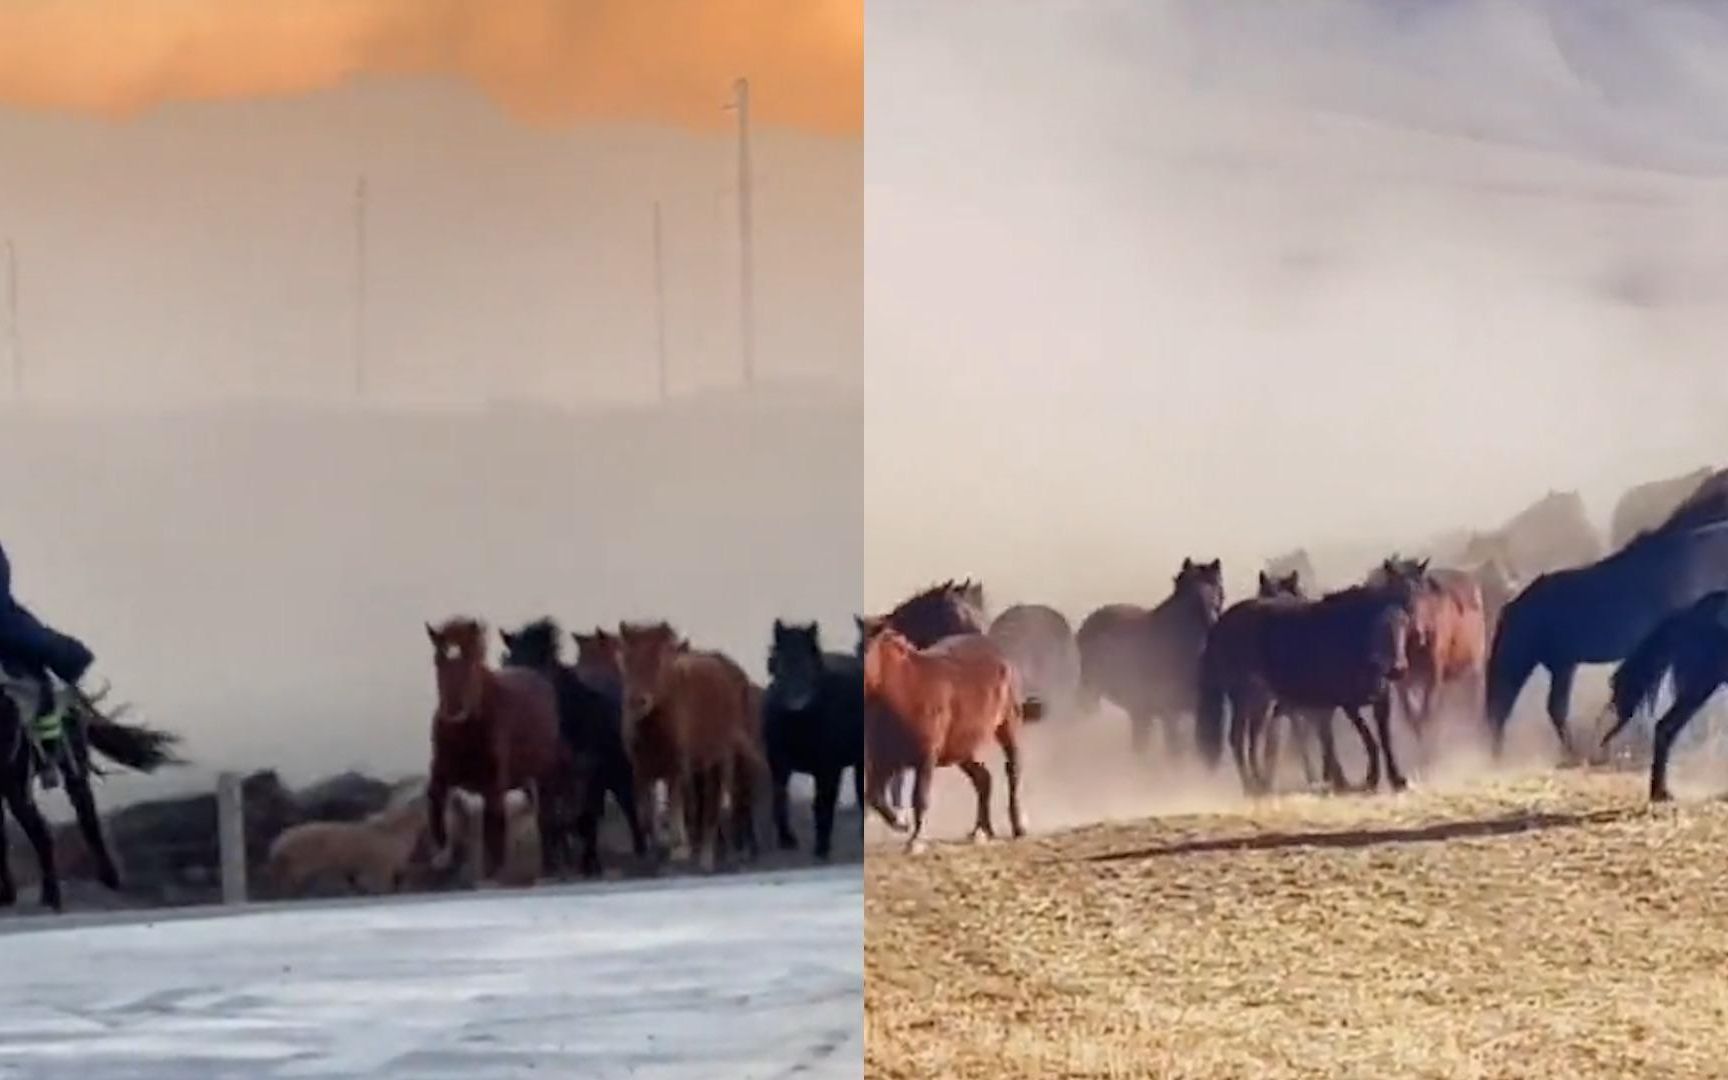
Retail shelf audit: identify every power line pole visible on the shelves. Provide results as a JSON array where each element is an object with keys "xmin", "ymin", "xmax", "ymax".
[
  {"xmin": 352, "ymin": 175, "xmax": 369, "ymax": 400},
  {"xmin": 3, "ymin": 239, "xmax": 18, "ymax": 400},
  {"xmin": 728, "ymin": 77, "xmax": 756, "ymax": 388},
  {"xmin": 652, "ymin": 200, "xmax": 669, "ymax": 402}
]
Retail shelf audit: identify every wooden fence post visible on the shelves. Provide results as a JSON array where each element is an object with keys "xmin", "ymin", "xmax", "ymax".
[{"xmin": 217, "ymin": 771, "xmax": 248, "ymax": 905}]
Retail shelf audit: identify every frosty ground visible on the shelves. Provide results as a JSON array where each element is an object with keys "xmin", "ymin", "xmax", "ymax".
[{"xmin": 0, "ymin": 864, "xmax": 862, "ymax": 1079}]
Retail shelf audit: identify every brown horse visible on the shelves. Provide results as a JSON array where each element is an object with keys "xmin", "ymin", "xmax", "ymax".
[
  {"xmin": 616, "ymin": 621, "xmax": 762, "ymax": 873},
  {"xmin": 424, "ymin": 617, "xmax": 574, "ymax": 883},
  {"xmin": 1199, "ymin": 579, "xmax": 1417, "ymax": 796},
  {"xmin": 1076, "ymin": 558, "xmax": 1225, "ymax": 757},
  {"xmin": 862, "ymin": 628, "xmax": 1033, "ymax": 853},
  {"xmin": 987, "ymin": 603, "xmax": 1080, "ymax": 717},
  {"xmin": 1370, "ymin": 557, "xmax": 1489, "ymax": 757}
]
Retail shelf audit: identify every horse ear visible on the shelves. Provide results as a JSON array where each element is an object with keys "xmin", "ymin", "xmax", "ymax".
[
  {"xmin": 1208, "ymin": 559, "xmax": 1221, "ymax": 573},
  {"xmin": 773, "ymin": 618, "xmax": 786, "ymax": 634},
  {"xmin": 425, "ymin": 623, "xmax": 438, "ymax": 642},
  {"xmin": 1181, "ymin": 557, "xmax": 1195, "ymax": 572},
  {"xmin": 1258, "ymin": 570, "xmax": 1271, "ymax": 590}
]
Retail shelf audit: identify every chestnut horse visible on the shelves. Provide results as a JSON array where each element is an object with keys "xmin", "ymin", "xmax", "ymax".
[
  {"xmin": 424, "ymin": 617, "xmax": 574, "ymax": 883},
  {"xmin": 862, "ymin": 627, "xmax": 1037, "ymax": 853},
  {"xmin": 1199, "ymin": 579, "xmax": 1418, "ymax": 796},
  {"xmin": 1076, "ymin": 558, "xmax": 1226, "ymax": 758},
  {"xmin": 1370, "ymin": 557, "xmax": 1489, "ymax": 758},
  {"xmin": 616, "ymin": 621, "xmax": 763, "ymax": 872}
]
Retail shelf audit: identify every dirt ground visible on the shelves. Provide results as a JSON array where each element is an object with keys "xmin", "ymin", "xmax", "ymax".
[{"xmin": 865, "ymin": 757, "xmax": 1728, "ymax": 1079}]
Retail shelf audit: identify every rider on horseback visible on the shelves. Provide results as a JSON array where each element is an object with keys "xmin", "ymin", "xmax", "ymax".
[{"xmin": 0, "ymin": 542, "xmax": 95, "ymax": 790}]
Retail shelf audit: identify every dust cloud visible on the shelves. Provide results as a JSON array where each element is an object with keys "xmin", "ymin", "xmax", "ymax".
[
  {"xmin": 0, "ymin": 69, "xmax": 860, "ymax": 809},
  {"xmin": 864, "ymin": 0, "xmax": 1728, "ymax": 839}
]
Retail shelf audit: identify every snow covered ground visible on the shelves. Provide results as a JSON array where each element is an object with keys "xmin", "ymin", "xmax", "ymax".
[{"xmin": 0, "ymin": 865, "xmax": 862, "ymax": 1079}]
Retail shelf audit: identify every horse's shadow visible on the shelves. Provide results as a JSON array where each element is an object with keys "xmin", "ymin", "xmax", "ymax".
[{"xmin": 1082, "ymin": 807, "xmax": 1636, "ymax": 864}]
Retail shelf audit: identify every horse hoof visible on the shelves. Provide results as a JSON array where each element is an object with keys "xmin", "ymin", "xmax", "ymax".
[
  {"xmin": 778, "ymin": 835, "xmax": 798, "ymax": 852},
  {"xmin": 99, "ymin": 866, "xmax": 122, "ymax": 892},
  {"xmin": 1651, "ymin": 788, "xmax": 1674, "ymax": 804},
  {"xmin": 41, "ymin": 892, "xmax": 62, "ymax": 913},
  {"xmin": 906, "ymin": 840, "xmax": 928, "ymax": 856}
]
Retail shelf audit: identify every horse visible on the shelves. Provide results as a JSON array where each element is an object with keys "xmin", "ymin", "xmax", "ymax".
[
  {"xmin": 423, "ymin": 617, "xmax": 574, "ymax": 884},
  {"xmin": 1216, "ymin": 570, "xmax": 1348, "ymax": 793},
  {"xmin": 616, "ymin": 621, "xmax": 763, "ymax": 873},
  {"xmin": 859, "ymin": 580, "xmax": 991, "ymax": 809},
  {"xmin": 572, "ymin": 627, "xmax": 624, "ymax": 698},
  {"xmin": 861, "ymin": 628, "xmax": 1037, "ymax": 853},
  {"xmin": 264, "ymin": 791, "xmax": 432, "ymax": 897},
  {"xmin": 0, "ymin": 677, "xmax": 183, "ymax": 912},
  {"xmin": 1076, "ymin": 558, "xmax": 1225, "ymax": 758},
  {"xmin": 987, "ymin": 604, "xmax": 1081, "ymax": 717},
  {"xmin": 1199, "ymin": 579, "xmax": 1417, "ymax": 796},
  {"xmin": 1485, "ymin": 490, "xmax": 1728, "ymax": 761},
  {"xmin": 1597, "ymin": 591, "xmax": 1728, "ymax": 802},
  {"xmin": 1369, "ymin": 556, "xmax": 1489, "ymax": 758},
  {"xmin": 1610, "ymin": 466, "xmax": 1718, "ymax": 552},
  {"xmin": 500, "ymin": 619, "xmax": 647, "ymax": 878},
  {"xmin": 763, "ymin": 620, "xmax": 862, "ymax": 860}
]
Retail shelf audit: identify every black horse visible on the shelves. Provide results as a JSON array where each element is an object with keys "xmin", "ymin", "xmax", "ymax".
[
  {"xmin": 0, "ymin": 673, "xmax": 182, "ymax": 911},
  {"xmin": 1598, "ymin": 591, "xmax": 1728, "ymax": 802},
  {"xmin": 1485, "ymin": 491, "xmax": 1728, "ymax": 760},
  {"xmin": 500, "ymin": 618, "xmax": 647, "ymax": 877},
  {"xmin": 764, "ymin": 620, "xmax": 862, "ymax": 861}
]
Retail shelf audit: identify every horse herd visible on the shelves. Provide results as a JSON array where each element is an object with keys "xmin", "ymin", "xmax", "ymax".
[
  {"xmin": 857, "ymin": 476, "xmax": 1728, "ymax": 851},
  {"xmin": 420, "ymin": 615, "xmax": 862, "ymax": 884}
]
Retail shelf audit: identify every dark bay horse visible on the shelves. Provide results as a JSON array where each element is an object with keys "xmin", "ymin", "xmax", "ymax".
[
  {"xmin": 500, "ymin": 618, "xmax": 647, "ymax": 877},
  {"xmin": 1076, "ymin": 558, "xmax": 1225, "ymax": 757},
  {"xmin": 616, "ymin": 621, "xmax": 763, "ymax": 873},
  {"xmin": 1485, "ymin": 496, "xmax": 1728, "ymax": 761},
  {"xmin": 0, "ymin": 677, "xmax": 182, "ymax": 911},
  {"xmin": 1199, "ymin": 579, "xmax": 1417, "ymax": 795},
  {"xmin": 987, "ymin": 603, "xmax": 1080, "ymax": 717},
  {"xmin": 425, "ymin": 618, "xmax": 574, "ymax": 883},
  {"xmin": 1598, "ymin": 591, "xmax": 1728, "ymax": 802},
  {"xmin": 763, "ymin": 620, "xmax": 862, "ymax": 860},
  {"xmin": 862, "ymin": 628, "xmax": 1035, "ymax": 853}
]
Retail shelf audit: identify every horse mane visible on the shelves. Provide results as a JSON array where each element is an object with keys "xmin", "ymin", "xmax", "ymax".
[
  {"xmin": 888, "ymin": 579, "xmax": 986, "ymax": 622},
  {"xmin": 1652, "ymin": 468, "xmax": 1728, "ymax": 535}
]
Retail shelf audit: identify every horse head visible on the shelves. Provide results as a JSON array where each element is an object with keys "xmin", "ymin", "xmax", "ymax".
[
  {"xmin": 500, "ymin": 618, "xmax": 562, "ymax": 671},
  {"xmin": 768, "ymin": 619, "xmax": 825, "ymax": 711},
  {"xmin": 1174, "ymin": 557, "xmax": 1226, "ymax": 621},
  {"xmin": 426, "ymin": 617, "xmax": 487, "ymax": 724},
  {"xmin": 616, "ymin": 620, "xmax": 681, "ymax": 736},
  {"xmin": 1257, "ymin": 570, "xmax": 1304, "ymax": 600}
]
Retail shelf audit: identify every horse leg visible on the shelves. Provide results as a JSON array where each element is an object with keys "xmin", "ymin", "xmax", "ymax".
[
  {"xmin": 1546, "ymin": 664, "xmax": 1579, "ymax": 764},
  {"xmin": 906, "ymin": 758, "xmax": 936, "ymax": 855},
  {"xmin": 635, "ymin": 777, "xmax": 666, "ymax": 867},
  {"xmin": 63, "ymin": 769, "xmax": 121, "ymax": 891},
  {"xmin": 1312, "ymin": 711, "xmax": 1350, "ymax": 793},
  {"xmin": 1374, "ymin": 695, "xmax": 1409, "ymax": 793},
  {"xmin": 998, "ymin": 727, "xmax": 1026, "ymax": 839},
  {"xmin": 770, "ymin": 751, "xmax": 797, "ymax": 851},
  {"xmin": 863, "ymin": 753, "xmax": 907, "ymax": 833},
  {"xmin": 609, "ymin": 762, "xmax": 649, "ymax": 860},
  {"xmin": 1227, "ymin": 692, "xmax": 1254, "ymax": 795},
  {"xmin": 534, "ymin": 782, "xmax": 564, "ymax": 880},
  {"xmin": 1129, "ymin": 712, "xmax": 1153, "ymax": 757},
  {"xmin": 0, "ymin": 799, "xmax": 14, "ymax": 907},
  {"xmin": 1649, "ymin": 686, "xmax": 1716, "ymax": 802},
  {"xmin": 425, "ymin": 777, "xmax": 453, "ymax": 871},
  {"xmin": 812, "ymin": 768, "xmax": 841, "ymax": 860},
  {"xmin": 2, "ymin": 774, "xmax": 59, "ymax": 911},
  {"xmin": 1344, "ymin": 708, "xmax": 1381, "ymax": 793},
  {"xmin": 956, "ymin": 760, "xmax": 994, "ymax": 842},
  {"xmin": 479, "ymin": 792, "xmax": 507, "ymax": 883},
  {"xmin": 1257, "ymin": 708, "xmax": 1285, "ymax": 794}
]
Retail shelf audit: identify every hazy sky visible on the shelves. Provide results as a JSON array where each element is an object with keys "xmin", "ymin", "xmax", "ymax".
[{"xmin": 865, "ymin": 0, "xmax": 1728, "ymax": 617}]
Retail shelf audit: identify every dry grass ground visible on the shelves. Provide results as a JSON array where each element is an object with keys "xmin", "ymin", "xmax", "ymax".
[{"xmin": 866, "ymin": 768, "xmax": 1728, "ymax": 1079}]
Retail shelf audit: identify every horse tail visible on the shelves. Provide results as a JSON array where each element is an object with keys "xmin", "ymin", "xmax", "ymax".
[
  {"xmin": 1601, "ymin": 606, "xmax": 1696, "ymax": 748},
  {"xmin": 1196, "ymin": 641, "xmax": 1228, "ymax": 770},
  {"xmin": 84, "ymin": 711, "xmax": 184, "ymax": 773}
]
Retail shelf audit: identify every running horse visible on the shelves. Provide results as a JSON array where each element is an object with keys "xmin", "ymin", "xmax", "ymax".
[
  {"xmin": 1369, "ymin": 556, "xmax": 1489, "ymax": 764},
  {"xmin": 0, "ymin": 675, "xmax": 183, "ymax": 912},
  {"xmin": 763, "ymin": 619, "xmax": 863, "ymax": 861},
  {"xmin": 1076, "ymin": 558, "xmax": 1226, "ymax": 758},
  {"xmin": 862, "ymin": 626, "xmax": 1038, "ymax": 853},
  {"xmin": 1486, "ymin": 488, "xmax": 1728, "ymax": 761},
  {"xmin": 1598, "ymin": 591, "xmax": 1728, "ymax": 802},
  {"xmin": 424, "ymin": 617, "xmax": 576, "ymax": 883}
]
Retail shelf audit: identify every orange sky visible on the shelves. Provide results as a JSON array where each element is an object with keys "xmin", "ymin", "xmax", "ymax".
[{"xmin": 0, "ymin": 0, "xmax": 861, "ymax": 135}]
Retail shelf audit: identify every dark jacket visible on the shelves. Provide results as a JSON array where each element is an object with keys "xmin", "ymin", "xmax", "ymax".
[{"xmin": 0, "ymin": 541, "xmax": 94, "ymax": 684}]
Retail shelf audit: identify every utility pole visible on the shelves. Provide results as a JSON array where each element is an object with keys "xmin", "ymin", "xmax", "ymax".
[
  {"xmin": 652, "ymin": 201, "xmax": 669, "ymax": 402},
  {"xmin": 727, "ymin": 77, "xmax": 756, "ymax": 388},
  {"xmin": 353, "ymin": 175, "xmax": 369, "ymax": 399},
  {"xmin": 3, "ymin": 239, "xmax": 18, "ymax": 400}
]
